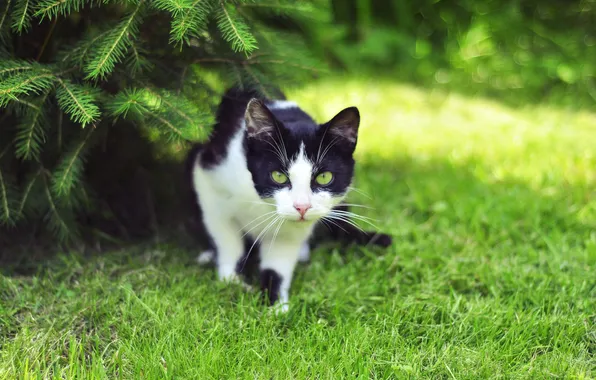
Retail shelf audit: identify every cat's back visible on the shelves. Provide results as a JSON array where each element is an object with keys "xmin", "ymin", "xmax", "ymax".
[
  {"xmin": 266, "ymin": 100, "xmax": 318, "ymax": 136},
  {"xmin": 190, "ymin": 88, "xmax": 264, "ymax": 206}
]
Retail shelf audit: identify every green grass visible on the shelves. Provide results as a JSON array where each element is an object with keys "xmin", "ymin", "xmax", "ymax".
[{"xmin": 2, "ymin": 79, "xmax": 595, "ymax": 378}]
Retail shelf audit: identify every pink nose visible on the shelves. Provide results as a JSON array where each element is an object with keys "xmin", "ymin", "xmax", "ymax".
[{"xmin": 294, "ymin": 204, "xmax": 311, "ymax": 217}]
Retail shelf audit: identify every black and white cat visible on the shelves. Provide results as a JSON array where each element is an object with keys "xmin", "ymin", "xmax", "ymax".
[{"xmin": 187, "ymin": 88, "xmax": 391, "ymax": 312}]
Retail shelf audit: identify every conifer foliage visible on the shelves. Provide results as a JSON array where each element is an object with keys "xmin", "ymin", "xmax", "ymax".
[{"xmin": 0, "ymin": 0, "xmax": 321, "ymax": 246}]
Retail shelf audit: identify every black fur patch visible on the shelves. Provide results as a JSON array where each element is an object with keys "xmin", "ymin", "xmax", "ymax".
[
  {"xmin": 311, "ymin": 205, "xmax": 393, "ymax": 248},
  {"xmin": 193, "ymin": 86, "xmax": 359, "ymax": 199},
  {"xmin": 246, "ymin": 104, "xmax": 358, "ymax": 199},
  {"xmin": 259, "ymin": 269, "xmax": 282, "ymax": 305},
  {"xmin": 199, "ymin": 88, "xmax": 262, "ymax": 169}
]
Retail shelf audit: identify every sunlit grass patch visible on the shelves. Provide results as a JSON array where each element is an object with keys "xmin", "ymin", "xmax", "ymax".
[{"xmin": 1, "ymin": 79, "xmax": 595, "ymax": 379}]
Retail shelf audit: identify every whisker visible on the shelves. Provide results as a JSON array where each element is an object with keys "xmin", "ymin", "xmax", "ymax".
[
  {"xmin": 347, "ymin": 186, "xmax": 372, "ymax": 200},
  {"xmin": 239, "ymin": 216, "xmax": 280, "ymax": 272},
  {"xmin": 328, "ymin": 213, "xmax": 380, "ymax": 230},
  {"xmin": 320, "ymin": 219, "xmax": 335, "ymax": 233},
  {"xmin": 317, "ymin": 136, "xmax": 341, "ymax": 165},
  {"xmin": 316, "ymin": 124, "xmax": 331, "ymax": 163},
  {"xmin": 330, "ymin": 212, "xmax": 380, "ymax": 228},
  {"xmin": 266, "ymin": 217, "xmax": 285, "ymax": 259},
  {"xmin": 321, "ymin": 217, "xmax": 349, "ymax": 234},
  {"xmin": 264, "ymin": 141, "xmax": 286, "ymax": 164},
  {"xmin": 325, "ymin": 215, "xmax": 368, "ymax": 233},
  {"xmin": 336, "ymin": 203, "xmax": 375, "ymax": 210},
  {"xmin": 239, "ymin": 211, "xmax": 277, "ymax": 235},
  {"xmin": 330, "ymin": 210, "xmax": 379, "ymax": 222},
  {"xmin": 274, "ymin": 127, "xmax": 289, "ymax": 164}
]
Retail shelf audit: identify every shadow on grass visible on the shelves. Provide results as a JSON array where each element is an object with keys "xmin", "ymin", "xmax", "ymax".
[
  {"xmin": 2, "ymin": 150, "xmax": 593, "ymax": 277},
  {"xmin": 288, "ymin": 154, "xmax": 595, "ymax": 312}
]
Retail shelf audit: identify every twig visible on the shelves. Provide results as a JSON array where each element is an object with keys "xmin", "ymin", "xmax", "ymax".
[{"xmin": 36, "ymin": 17, "xmax": 58, "ymax": 61}]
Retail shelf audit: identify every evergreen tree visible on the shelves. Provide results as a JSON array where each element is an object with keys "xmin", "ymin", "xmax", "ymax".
[{"xmin": 0, "ymin": 0, "xmax": 325, "ymax": 247}]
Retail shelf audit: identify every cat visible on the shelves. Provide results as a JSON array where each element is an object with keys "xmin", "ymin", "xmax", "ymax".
[{"xmin": 186, "ymin": 87, "xmax": 391, "ymax": 312}]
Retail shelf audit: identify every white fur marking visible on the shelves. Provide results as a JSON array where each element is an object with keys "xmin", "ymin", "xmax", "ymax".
[
  {"xmin": 196, "ymin": 249, "xmax": 214, "ymax": 265},
  {"xmin": 192, "ymin": 114, "xmax": 350, "ymax": 312},
  {"xmin": 268, "ymin": 100, "xmax": 298, "ymax": 110},
  {"xmin": 298, "ymin": 241, "xmax": 310, "ymax": 263}
]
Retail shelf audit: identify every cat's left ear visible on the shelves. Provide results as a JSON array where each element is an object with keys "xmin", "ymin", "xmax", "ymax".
[
  {"xmin": 245, "ymin": 98, "xmax": 278, "ymax": 139},
  {"xmin": 324, "ymin": 107, "xmax": 360, "ymax": 145}
]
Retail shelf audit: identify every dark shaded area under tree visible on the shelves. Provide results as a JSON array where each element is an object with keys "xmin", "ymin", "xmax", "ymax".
[{"xmin": 1, "ymin": 0, "xmax": 594, "ymax": 266}]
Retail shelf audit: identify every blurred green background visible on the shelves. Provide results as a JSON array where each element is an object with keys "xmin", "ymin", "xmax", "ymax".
[
  {"xmin": 312, "ymin": 0, "xmax": 595, "ymax": 108},
  {"xmin": 1, "ymin": 0, "xmax": 595, "ymax": 253},
  {"xmin": 2, "ymin": 1, "xmax": 595, "ymax": 377}
]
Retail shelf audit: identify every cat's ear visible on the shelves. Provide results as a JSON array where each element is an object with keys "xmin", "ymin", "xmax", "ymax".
[
  {"xmin": 324, "ymin": 107, "xmax": 360, "ymax": 145},
  {"xmin": 245, "ymin": 99, "xmax": 278, "ymax": 139}
]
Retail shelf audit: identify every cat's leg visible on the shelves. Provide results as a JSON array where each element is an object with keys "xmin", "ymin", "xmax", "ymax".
[
  {"xmin": 297, "ymin": 240, "xmax": 311, "ymax": 263},
  {"xmin": 259, "ymin": 241, "xmax": 300, "ymax": 313},
  {"xmin": 203, "ymin": 215, "xmax": 245, "ymax": 282},
  {"xmin": 196, "ymin": 249, "xmax": 214, "ymax": 265}
]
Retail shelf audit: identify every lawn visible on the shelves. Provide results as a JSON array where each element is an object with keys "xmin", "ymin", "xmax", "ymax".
[{"xmin": 1, "ymin": 78, "xmax": 595, "ymax": 378}]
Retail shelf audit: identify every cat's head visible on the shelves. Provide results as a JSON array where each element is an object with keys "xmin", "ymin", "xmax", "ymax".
[{"xmin": 244, "ymin": 99, "xmax": 359, "ymax": 223}]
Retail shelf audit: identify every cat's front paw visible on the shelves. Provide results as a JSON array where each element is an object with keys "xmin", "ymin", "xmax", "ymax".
[
  {"xmin": 219, "ymin": 271, "xmax": 255, "ymax": 291},
  {"xmin": 268, "ymin": 302, "xmax": 290, "ymax": 315},
  {"xmin": 196, "ymin": 249, "xmax": 214, "ymax": 265},
  {"xmin": 368, "ymin": 233, "xmax": 392, "ymax": 248}
]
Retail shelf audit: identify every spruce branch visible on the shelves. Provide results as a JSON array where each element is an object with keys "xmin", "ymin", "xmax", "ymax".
[
  {"xmin": 58, "ymin": 29, "xmax": 111, "ymax": 67},
  {"xmin": 216, "ymin": 1, "xmax": 257, "ymax": 54},
  {"xmin": 242, "ymin": 64, "xmax": 272, "ymax": 97},
  {"xmin": 0, "ymin": 70, "xmax": 56, "ymax": 107},
  {"xmin": 11, "ymin": 96, "xmax": 40, "ymax": 111},
  {"xmin": 0, "ymin": 60, "xmax": 37, "ymax": 78},
  {"xmin": 144, "ymin": 108, "xmax": 188, "ymax": 141},
  {"xmin": 14, "ymin": 91, "xmax": 50, "ymax": 161},
  {"xmin": 125, "ymin": 41, "xmax": 153, "ymax": 75},
  {"xmin": 170, "ymin": 0, "xmax": 210, "ymax": 45},
  {"xmin": 0, "ymin": 0, "xmax": 12, "ymax": 40},
  {"xmin": 36, "ymin": 17, "xmax": 58, "ymax": 60},
  {"xmin": 55, "ymin": 79, "xmax": 101, "ymax": 127},
  {"xmin": 18, "ymin": 169, "xmax": 41, "ymax": 216},
  {"xmin": 11, "ymin": 0, "xmax": 32, "ymax": 34},
  {"xmin": 108, "ymin": 89, "xmax": 195, "ymax": 141},
  {"xmin": 35, "ymin": 0, "xmax": 86, "ymax": 20},
  {"xmin": 43, "ymin": 173, "xmax": 78, "ymax": 242},
  {"xmin": 151, "ymin": 0, "xmax": 211, "ymax": 44},
  {"xmin": 0, "ymin": 169, "xmax": 18, "ymax": 226},
  {"xmin": 84, "ymin": 0, "xmax": 144, "ymax": 80},
  {"xmin": 137, "ymin": 84, "xmax": 195, "ymax": 125},
  {"xmin": 51, "ymin": 126, "xmax": 94, "ymax": 198},
  {"xmin": 107, "ymin": 88, "xmax": 148, "ymax": 119}
]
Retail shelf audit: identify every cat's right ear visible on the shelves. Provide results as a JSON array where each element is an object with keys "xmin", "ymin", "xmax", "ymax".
[{"xmin": 245, "ymin": 99, "xmax": 277, "ymax": 139}]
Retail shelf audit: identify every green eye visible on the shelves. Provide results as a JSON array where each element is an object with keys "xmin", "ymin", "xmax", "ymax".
[
  {"xmin": 315, "ymin": 171, "xmax": 333, "ymax": 185},
  {"xmin": 271, "ymin": 171, "xmax": 288, "ymax": 184}
]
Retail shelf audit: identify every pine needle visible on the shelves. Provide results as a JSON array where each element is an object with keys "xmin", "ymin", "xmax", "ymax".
[
  {"xmin": 152, "ymin": 0, "xmax": 211, "ymax": 45},
  {"xmin": 35, "ymin": 0, "xmax": 86, "ymax": 20},
  {"xmin": 14, "ymin": 92, "xmax": 50, "ymax": 161},
  {"xmin": 216, "ymin": 1, "xmax": 257, "ymax": 54},
  {"xmin": 17, "ymin": 169, "xmax": 41, "ymax": 215},
  {"xmin": 0, "ymin": 70, "xmax": 56, "ymax": 106},
  {"xmin": 0, "ymin": 169, "xmax": 17, "ymax": 226},
  {"xmin": 43, "ymin": 174, "xmax": 78, "ymax": 243},
  {"xmin": 11, "ymin": 0, "xmax": 32, "ymax": 34},
  {"xmin": 0, "ymin": 0, "xmax": 12, "ymax": 37},
  {"xmin": 55, "ymin": 79, "xmax": 101, "ymax": 127},
  {"xmin": 51, "ymin": 127, "xmax": 94, "ymax": 198},
  {"xmin": 84, "ymin": 0, "xmax": 144, "ymax": 80}
]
